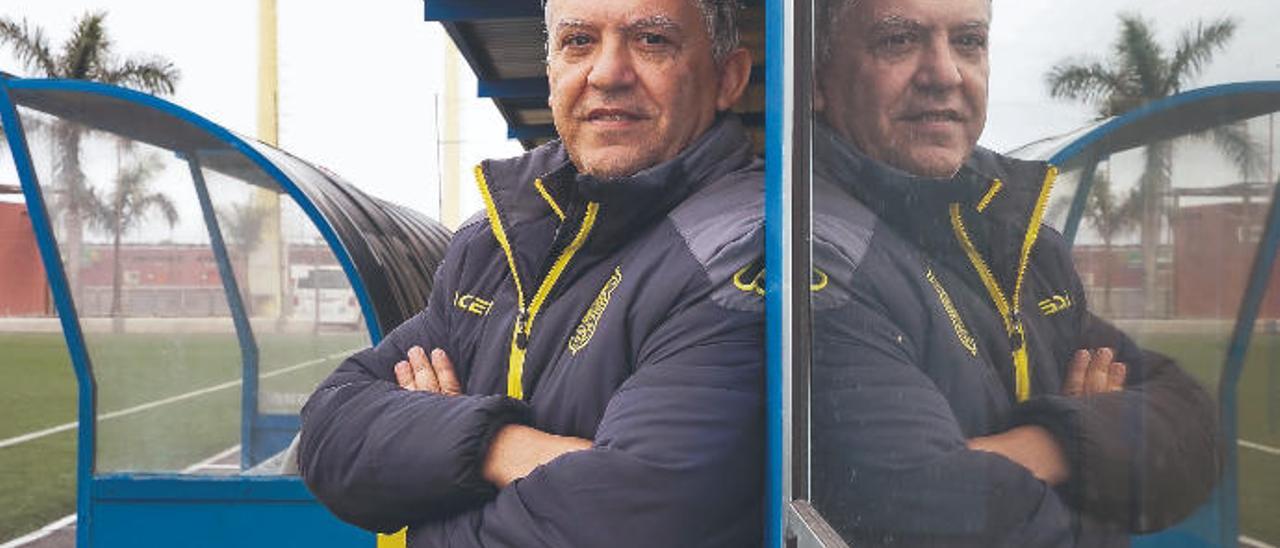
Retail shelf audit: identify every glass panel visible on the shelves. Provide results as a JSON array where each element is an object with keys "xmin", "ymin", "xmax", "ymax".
[
  {"xmin": 0, "ymin": 118, "xmax": 79, "ymax": 542},
  {"xmin": 801, "ymin": 0, "xmax": 1274, "ymax": 545},
  {"xmin": 16, "ymin": 104, "xmax": 243, "ymax": 474},
  {"xmin": 11, "ymin": 93, "xmax": 368, "ymax": 475},
  {"xmin": 1238, "ymin": 262, "xmax": 1280, "ymax": 543},
  {"xmin": 199, "ymin": 152, "xmax": 366, "ymax": 468}
]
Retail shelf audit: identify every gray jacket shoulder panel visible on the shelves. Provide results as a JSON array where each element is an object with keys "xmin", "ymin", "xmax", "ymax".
[{"xmin": 667, "ymin": 166, "xmax": 765, "ymax": 312}]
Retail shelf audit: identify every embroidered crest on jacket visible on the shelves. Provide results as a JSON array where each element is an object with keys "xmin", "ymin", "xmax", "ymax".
[
  {"xmin": 925, "ymin": 267, "xmax": 979, "ymax": 356},
  {"xmin": 570, "ymin": 267, "xmax": 623, "ymax": 354},
  {"xmin": 1038, "ymin": 293, "xmax": 1073, "ymax": 316}
]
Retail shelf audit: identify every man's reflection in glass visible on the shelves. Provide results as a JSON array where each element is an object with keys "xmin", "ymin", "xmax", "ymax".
[{"xmin": 809, "ymin": 0, "xmax": 1221, "ymax": 545}]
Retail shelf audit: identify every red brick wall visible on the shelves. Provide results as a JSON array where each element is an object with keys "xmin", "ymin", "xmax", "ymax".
[
  {"xmin": 1173, "ymin": 202, "xmax": 1280, "ymax": 319},
  {"xmin": 0, "ymin": 202, "xmax": 50, "ymax": 316}
]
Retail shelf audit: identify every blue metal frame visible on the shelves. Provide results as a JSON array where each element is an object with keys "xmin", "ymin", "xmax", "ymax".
[
  {"xmin": 763, "ymin": 0, "xmax": 785, "ymax": 544},
  {"xmin": 187, "ymin": 158, "xmax": 262, "ymax": 470},
  {"xmin": 1045, "ymin": 80, "xmax": 1280, "ymax": 546},
  {"xmin": 424, "ymin": 0, "xmax": 540, "ymax": 21},
  {"xmin": 4, "ymin": 78, "xmax": 383, "ymax": 342},
  {"xmin": 0, "ymin": 75, "xmax": 100, "ymax": 548},
  {"xmin": 478, "ymin": 77, "xmax": 549, "ymax": 99},
  {"xmin": 0, "ymin": 76, "xmax": 382, "ymax": 546}
]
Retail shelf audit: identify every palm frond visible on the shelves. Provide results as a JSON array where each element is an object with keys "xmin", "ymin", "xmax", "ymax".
[
  {"xmin": 61, "ymin": 11, "xmax": 112, "ymax": 80},
  {"xmin": 139, "ymin": 193, "xmax": 179, "ymax": 227},
  {"xmin": 1165, "ymin": 18, "xmax": 1237, "ymax": 93},
  {"xmin": 1203, "ymin": 122, "xmax": 1265, "ymax": 181},
  {"xmin": 1046, "ymin": 62, "xmax": 1123, "ymax": 108},
  {"xmin": 1115, "ymin": 14, "xmax": 1168, "ymax": 98},
  {"xmin": 99, "ymin": 56, "xmax": 180, "ymax": 95},
  {"xmin": 0, "ymin": 17, "xmax": 58, "ymax": 76}
]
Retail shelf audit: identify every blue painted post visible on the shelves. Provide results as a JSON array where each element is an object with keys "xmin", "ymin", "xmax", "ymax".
[
  {"xmin": 764, "ymin": 0, "xmax": 786, "ymax": 544},
  {"xmin": 0, "ymin": 77, "xmax": 100, "ymax": 548},
  {"xmin": 187, "ymin": 158, "xmax": 262, "ymax": 470},
  {"xmin": 1218, "ymin": 181, "xmax": 1280, "ymax": 547},
  {"xmin": 1062, "ymin": 155, "xmax": 1100, "ymax": 246}
]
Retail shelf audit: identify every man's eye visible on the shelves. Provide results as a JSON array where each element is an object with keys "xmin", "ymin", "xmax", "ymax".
[
  {"xmin": 954, "ymin": 34, "xmax": 988, "ymax": 51},
  {"xmin": 876, "ymin": 33, "xmax": 916, "ymax": 53},
  {"xmin": 638, "ymin": 33, "xmax": 671, "ymax": 47},
  {"xmin": 561, "ymin": 34, "xmax": 592, "ymax": 48}
]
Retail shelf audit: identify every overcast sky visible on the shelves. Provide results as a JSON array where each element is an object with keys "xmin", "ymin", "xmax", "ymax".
[{"xmin": 1, "ymin": 0, "xmax": 1278, "ymax": 221}]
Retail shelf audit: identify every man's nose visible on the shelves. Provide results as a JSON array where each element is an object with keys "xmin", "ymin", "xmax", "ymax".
[
  {"xmin": 587, "ymin": 38, "xmax": 637, "ymax": 90},
  {"xmin": 913, "ymin": 38, "xmax": 964, "ymax": 91}
]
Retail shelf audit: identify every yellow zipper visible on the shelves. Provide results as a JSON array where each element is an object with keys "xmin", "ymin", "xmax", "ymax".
[
  {"xmin": 475, "ymin": 166, "xmax": 598, "ymax": 399},
  {"xmin": 948, "ymin": 166, "xmax": 1057, "ymax": 402}
]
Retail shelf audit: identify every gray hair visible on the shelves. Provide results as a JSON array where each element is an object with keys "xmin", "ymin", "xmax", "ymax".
[
  {"xmin": 815, "ymin": 0, "xmax": 992, "ymax": 64},
  {"xmin": 543, "ymin": 0, "xmax": 743, "ymax": 63}
]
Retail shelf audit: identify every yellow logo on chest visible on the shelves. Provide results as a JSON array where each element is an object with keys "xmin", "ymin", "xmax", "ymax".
[
  {"xmin": 1038, "ymin": 293, "xmax": 1073, "ymax": 316},
  {"xmin": 454, "ymin": 292, "xmax": 494, "ymax": 316},
  {"xmin": 925, "ymin": 267, "xmax": 978, "ymax": 356},
  {"xmin": 569, "ymin": 267, "xmax": 622, "ymax": 355}
]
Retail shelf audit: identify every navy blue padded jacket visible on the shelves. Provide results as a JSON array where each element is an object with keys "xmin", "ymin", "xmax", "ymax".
[
  {"xmin": 298, "ymin": 116, "xmax": 765, "ymax": 547},
  {"xmin": 809, "ymin": 124, "xmax": 1221, "ymax": 547}
]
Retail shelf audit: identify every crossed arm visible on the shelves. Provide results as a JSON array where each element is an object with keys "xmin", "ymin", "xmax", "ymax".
[{"xmin": 391, "ymin": 346, "xmax": 592, "ymax": 488}]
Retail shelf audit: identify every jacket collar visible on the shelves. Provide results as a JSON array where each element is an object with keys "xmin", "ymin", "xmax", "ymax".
[
  {"xmin": 813, "ymin": 122, "xmax": 1053, "ymax": 250},
  {"xmin": 480, "ymin": 113, "xmax": 756, "ymax": 254}
]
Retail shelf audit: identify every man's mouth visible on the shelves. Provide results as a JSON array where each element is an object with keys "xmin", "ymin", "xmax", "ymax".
[
  {"xmin": 585, "ymin": 108, "xmax": 647, "ymax": 123},
  {"xmin": 900, "ymin": 110, "xmax": 965, "ymax": 123}
]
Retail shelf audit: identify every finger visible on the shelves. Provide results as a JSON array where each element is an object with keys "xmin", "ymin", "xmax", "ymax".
[
  {"xmin": 409, "ymin": 346, "xmax": 441, "ymax": 392},
  {"xmin": 1085, "ymin": 347, "xmax": 1113, "ymax": 395},
  {"xmin": 431, "ymin": 348, "xmax": 463, "ymax": 396},
  {"xmin": 393, "ymin": 361, "xmax": 415, "ymax": 390},
  {"xmin": 1107, "ymin": 361, "xmax": 1127, "ymax": 393},
  {"xmin": 1063, "ymin": 350, "xmax": 1090, "ymax": 396}
]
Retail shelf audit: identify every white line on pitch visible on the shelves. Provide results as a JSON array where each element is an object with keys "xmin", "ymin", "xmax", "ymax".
[
  {"xmin": 0, "ymin": 513, "xmax": 75, "ymax": 548},
  {"xmin": 1240, "ymin": 439, "xmax": 1280, "ymax": 457},
  {"xmin": 1241, "ymin": 535, "xmax": 1277, "ymax": 548},
  {"xmin": 0, "ymin": 348, "xmax": 355, "ymax": 451},
  {"xmin": 182, "ymin": 444, "xmax": 243, "ymax": 474}
]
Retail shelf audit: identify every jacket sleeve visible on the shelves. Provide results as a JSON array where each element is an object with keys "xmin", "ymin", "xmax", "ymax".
[
  {"xmin": 1011, "ymin": 313, "xmax": 1224, "ymax": 532},
  {"xmin": 405, "ymin": 287, "xmax": 765, "ymax": 547},
  {"xmin": 297, "ymin": 237, "xmax": 532, "ymax": 533},
  {"xmin": 811, "ymin": 287, "xmax": 1099, "ymax": 548}
]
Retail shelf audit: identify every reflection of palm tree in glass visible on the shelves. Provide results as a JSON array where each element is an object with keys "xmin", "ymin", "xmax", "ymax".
[
  {"xmin": 219, "ymin": 201, "xmax": 271, "ymax": 316},
  {"xmin": 1083, "ymin": 173, "xmax": 1140, "ymax": 316},
  {"xmin": 89, "ymin": 155, "xmax": 177, "ymax": 329},
  {"xmin": 0, "ymin": 11, "xmax": 180, "ymax": 302},
  {"xmin": 1047, "ymin": 14, "xmax": 1263, "ymax": 316}
]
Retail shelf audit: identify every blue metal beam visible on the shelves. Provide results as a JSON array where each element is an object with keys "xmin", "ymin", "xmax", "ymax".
[
  {"xmin": 479, "ymin": 77, "xmax": 549, "ymax": 99},
  {"xmin": 0, "ymin": 76, "xmax": 99, "ymax": 548},
  {"xmin": 508, "ymin": 124, "xmax": 556, "ymax": 140},
  {"xmin": 187, "ymin": 158, "xmax": 261, "ymax": 471},
  {"xmin": 424, "ymin": 0, "xmax": 541, "ymax": 22}
]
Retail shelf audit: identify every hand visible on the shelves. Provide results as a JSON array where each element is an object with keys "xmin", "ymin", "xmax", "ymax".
[
  {"xmin": 968, "ymin": 425, "xmax": 1069, "ymax": 485},
  {"xmin": 1062, "ymin": 347, "xmax": 1126, "ymax": 397},
  {"xmin": 393, "ymin": 346, "xmax": 463, "ymax": 396},
  {"xmin": 482, "ymin": 424, "xmax": 593, "ymax": 487}
]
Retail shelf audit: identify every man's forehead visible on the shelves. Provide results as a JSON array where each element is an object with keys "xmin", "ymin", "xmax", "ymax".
[
  {"xmin": 850, "ymin": 0, "xmax": 990, "ymax": 30},
  {"xmin": 553, "ymin": 14, "xmax": 683, "ymax": 33}
]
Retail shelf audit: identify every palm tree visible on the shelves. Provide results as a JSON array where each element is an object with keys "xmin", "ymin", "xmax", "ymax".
[
  {"xmin": 1082, "ymin": 172, "xmax": 1140, "ymax": 316},
  {"xmin": 218, "ymin": 201, "xmax": 273, "ymax": 315},
  {"xmin": 89, "ymin": 154, "xmax": 177, "ymax": 331},
  {"xmin": 0, "ymin": 11, "xmax": 180, "ymax": 304},
  {"xmin": 1046, "ymin": 14, "xmax": 1262, "ymax": 317}
]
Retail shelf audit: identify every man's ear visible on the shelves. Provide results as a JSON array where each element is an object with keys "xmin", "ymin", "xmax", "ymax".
[{"xmin": 715, "ymin": 48, "xmax": 753, "ymax": 111}]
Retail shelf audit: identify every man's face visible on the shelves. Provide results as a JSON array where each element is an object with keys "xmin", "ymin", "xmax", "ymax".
[
  {"xmin": 818, "ymin": 0, "xmax": 990, "ymax": 178},
  {"xmin": 545, "ymin": 0, "xmax": 749, "ymax": 178}
]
